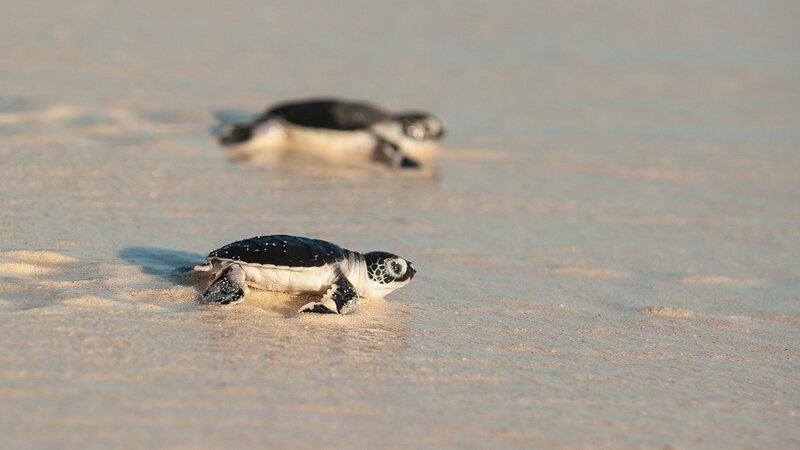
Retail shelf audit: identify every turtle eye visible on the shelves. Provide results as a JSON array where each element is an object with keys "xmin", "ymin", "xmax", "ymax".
[
  {"xmin": 407, "ymin": 123, "xmax": 426, "ymax": 140},
  {"xmin": 386, "ymin": 258, "xmax": 406, "ymax": 278}
]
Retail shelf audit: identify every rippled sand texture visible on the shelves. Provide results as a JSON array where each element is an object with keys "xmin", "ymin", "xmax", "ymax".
[{"xmin": 1, "ymin": 1, "xmax": 799, "ymax": 448}]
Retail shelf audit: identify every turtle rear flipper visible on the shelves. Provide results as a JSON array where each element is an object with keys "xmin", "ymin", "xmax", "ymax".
[
  {"xmin": 218, "ymin": 123, "xmax": 254, "ymax": 145},
  {"xmin": 202, "ymin": 264, "xmax": 249, "ymax": 305},
  {"xmin": 297, "ymin": 270, "xmax": 359, "ymax": 315}
]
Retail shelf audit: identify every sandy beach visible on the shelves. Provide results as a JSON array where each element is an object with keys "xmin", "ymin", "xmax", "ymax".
[{"xmin": 1, "ymin": 1, "xmax": 799, "ymax": 448}]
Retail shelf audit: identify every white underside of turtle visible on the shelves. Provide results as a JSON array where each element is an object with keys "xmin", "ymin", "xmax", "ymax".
[
  {"xmin": 230, "ymin": 260, "xmax": 335, "ymax": 294},
  {"xmin": 234, "ymin": 120, "xmax": 438, "ymax": 168}
]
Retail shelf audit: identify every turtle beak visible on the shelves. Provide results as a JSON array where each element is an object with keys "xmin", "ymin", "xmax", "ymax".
[{"xmin": 407, "ymin": 262, "xmax": 416, "ymax": 280}]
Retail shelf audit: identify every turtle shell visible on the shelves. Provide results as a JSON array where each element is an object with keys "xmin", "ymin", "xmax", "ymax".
[
  {"xmin": 263, "ymin": 99, "xmax": 389, "ymax": 131},
  {"xmin": 207, "ymin": 235, "xmax": 349, "ymax": 267}
]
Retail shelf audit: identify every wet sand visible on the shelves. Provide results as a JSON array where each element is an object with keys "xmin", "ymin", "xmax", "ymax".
[{"xmin": 1, "ymin": 1, "xmax": 799, "ymax": 448}]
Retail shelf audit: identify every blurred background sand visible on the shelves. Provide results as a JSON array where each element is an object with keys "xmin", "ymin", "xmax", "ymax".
[{"xmin": 1, "ymin": 1, "xmax": 799, "ymax": 448}]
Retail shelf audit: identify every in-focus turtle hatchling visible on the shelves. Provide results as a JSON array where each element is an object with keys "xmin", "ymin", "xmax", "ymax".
[
  {"xmin": 194, "ymin": 234, "xmax": 416, "ymax": 314},
  {"xmin": 217, "ymin": 98, "xmax": 445, "ymax": 169}
]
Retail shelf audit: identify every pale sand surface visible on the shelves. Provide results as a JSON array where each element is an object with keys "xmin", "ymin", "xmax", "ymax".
[{"xmin": 1, "ymin": 1, "xmax": 799, "ymax": 448}]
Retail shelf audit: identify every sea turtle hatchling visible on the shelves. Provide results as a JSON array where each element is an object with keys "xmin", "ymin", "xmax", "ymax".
[
  {"xmin": 194, "ymin": 234, "xmax": 416, "ymax": 314},
  {"xmin": 217, "ymin": 98, "xmax": 445, "ymax": 168}
]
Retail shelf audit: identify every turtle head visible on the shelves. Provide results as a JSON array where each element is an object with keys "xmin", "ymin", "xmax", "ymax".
[
  {"xmin": 393, "ymin": 112, "xmax": 445, "ymax": 141},
  {"xmin": 364, "ymin": 251, "xmax": 416, "ymax": 288}
]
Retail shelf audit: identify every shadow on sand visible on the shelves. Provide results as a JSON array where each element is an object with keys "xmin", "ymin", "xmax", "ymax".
[{"xmin": 119, "ymin": 246, "xmax": 207, "ymax": 283}]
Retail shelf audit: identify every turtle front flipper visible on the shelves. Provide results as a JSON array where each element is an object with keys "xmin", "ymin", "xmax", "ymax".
[
  {"xmin": 202, "ymin": 263, "xmax": 249, "ymax": 305},
  {"xmin": 297, "ymin": 271, "xmax": 359, "ymax": 315},
  {"xmin": 376, "ymin": 137, "xmax": 420, "ymax": 169}
]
